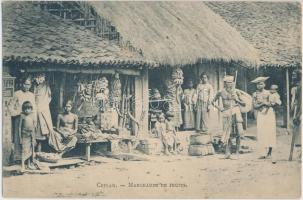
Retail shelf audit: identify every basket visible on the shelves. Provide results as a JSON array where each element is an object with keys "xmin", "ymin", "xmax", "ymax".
[
  {"xmin": 36, "ymin": 152, "xmax": 61, "ymax": 163},
  {"xmin": 189, "ymin": 134, "xmax": 212, "ymax": 145},
  {"xmin": 188, "ymin": 144, "xmax": 214, "ymax": 156}
]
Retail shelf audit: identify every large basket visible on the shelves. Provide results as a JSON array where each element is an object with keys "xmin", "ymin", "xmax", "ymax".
[{"xmin": 36, "ymin": 153, "xmax": 61, "ymax": 163}]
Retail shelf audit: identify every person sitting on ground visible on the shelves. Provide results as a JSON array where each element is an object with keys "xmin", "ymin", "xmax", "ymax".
[
  {"xmin": 19, "ymin": 101, "xmax": 37, "ymax": 172},
  {"xmin": 48, "ymin": 100, "xmax": 78, "ymax": 156}
]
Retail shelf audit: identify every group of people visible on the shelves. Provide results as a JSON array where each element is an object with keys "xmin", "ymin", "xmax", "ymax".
[
  {"xmin": 8, "ymin": 70, "xmax": 301, "ymax": 170},
  {"xmin": 9, "ymin": 74, "xmax": 78, "ymax": 172},
  {"xmin": 154, "ymin": 71, "xmax": 296, "ymax": 163}
]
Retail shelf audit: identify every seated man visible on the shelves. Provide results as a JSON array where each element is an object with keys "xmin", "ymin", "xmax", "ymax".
[{"xmin": 48, "ymin": 100, "xmax": 78, "ymax": 156}]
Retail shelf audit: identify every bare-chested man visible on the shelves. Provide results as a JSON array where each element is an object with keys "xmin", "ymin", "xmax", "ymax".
[
  {"xmin": 212, "ymin": 76, "xmax": 245, "ymax": 159},
  {"xmin": 48, "ymin": 100, "xmax": 78, "ymax": 156}
]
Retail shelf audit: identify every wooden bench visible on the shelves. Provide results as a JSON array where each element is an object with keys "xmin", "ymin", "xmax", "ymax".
[{"xmin": 77, "ymin": 138, "xmax": 109, "ymax": 161}]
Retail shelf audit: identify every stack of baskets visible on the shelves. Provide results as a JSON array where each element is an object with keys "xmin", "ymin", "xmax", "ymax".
[{"xmin": 188, "ymin": 134, "xmax": 215, "ymax": 156}]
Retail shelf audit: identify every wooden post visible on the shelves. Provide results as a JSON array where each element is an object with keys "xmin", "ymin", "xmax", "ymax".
[
  {"xmin": 216, "ymin": 66, "xmax": 221, "ymax": 123},
  {"xmin": 85, "ymin": 143, "xmax": 91, "ymax": 161},
  {"xmin": 135, "ymin": 65, "xmax": 149, "ymax": 136},
  {"xmin": 59, "ymin": 72, "xmax": 66, "ymax": 111},
  {"xmin": 244, "ymin": 69, "xmax": 248, "ymax": 130},
  {"xmin": 141, "ymin": 67, "xmax": 149, "ymax": 136},
  {"xmin": 286, "ymin": 68, "xmax": 290, "ymax": 130}
]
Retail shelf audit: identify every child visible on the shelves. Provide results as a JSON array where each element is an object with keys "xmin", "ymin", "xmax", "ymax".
[
  {"xmin": 154, "ymin": 113, "xmax": 166, "ymax": 138},
  {"xmin": 163, "ymin": 112, "xmax": 180, "ymax": 155},
  {"xmin": 19, "ymin": 101, "xmax": 36, "ymax": 172},
  {"xmin": 269, "ymin": 85, "xmax": 282, "ymax": 107}
]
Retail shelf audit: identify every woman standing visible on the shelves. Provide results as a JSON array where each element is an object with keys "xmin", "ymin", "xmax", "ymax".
[
  {"xmin": 9, "ymin": 76, "xmax": 36, "ymax": 162},
  {"xmin": 182, "ymin": 80, "xmax": 196, "ymax": 130},
  {"xmin": 252, "ymin": 77, "xmax": 277, "ymax": 164},
  {"xmin": 33, "ymin": 73, "xmax": 53, "ymax": 152},
  {"xmin": 193, "ymin": 73, "xmax": 213, "ymax": 133}
]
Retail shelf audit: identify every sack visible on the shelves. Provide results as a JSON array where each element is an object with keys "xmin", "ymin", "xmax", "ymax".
[{"xmin": 236, "ymin": 89, "xmax": 252, "ymax": 113}]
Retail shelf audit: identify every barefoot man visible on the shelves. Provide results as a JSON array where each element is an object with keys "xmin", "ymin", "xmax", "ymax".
[{"xmin": 212, "ymin": 75, "xmax": 246, "ymax": 159}]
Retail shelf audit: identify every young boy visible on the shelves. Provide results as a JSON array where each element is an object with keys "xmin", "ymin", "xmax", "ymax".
[
  {"xmin": 164, "ymin": 112, "xmax": 180, "ymax": 155},
  {"xmin": 19, "ymin": 101, "xmax": 37, "ymax": 172},
  {"xmin": 154, "ymin": 113, "xmax": 166, "ymax": 138}
]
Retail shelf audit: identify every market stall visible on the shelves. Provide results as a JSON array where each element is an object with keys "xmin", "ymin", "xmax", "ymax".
[{"xmin": 2, "ymin": 2, "xmax": 151, "ymax": 164}]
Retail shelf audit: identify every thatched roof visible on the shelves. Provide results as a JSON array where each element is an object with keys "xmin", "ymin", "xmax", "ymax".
[
  {"xmin": 206, "ymin": 2, "xmax": 301, "ymax": 68},
  {"xmin": 2, "ymin": 2, "xmax": 146, "ymax": 67},
  {"xmin": 89, "ymin": 2, "xmax": 259, "ymax": 67}
]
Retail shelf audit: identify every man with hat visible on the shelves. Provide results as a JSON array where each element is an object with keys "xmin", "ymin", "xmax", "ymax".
[
  {"xmin": 251, "ymin": 76, "xmax": 277, "ymax": 164},
  {"xmin": 212, "ymin": 75, "xmax": 246, "ymax": 159}
]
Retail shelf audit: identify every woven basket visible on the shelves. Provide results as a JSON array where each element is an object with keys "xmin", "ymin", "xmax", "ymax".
[
  {"xmin": 189, "ymin": 134, "xmax": 212, "ymax": 145},
  {"xmin": 188, "ymin": 144, "xmax": 214, "ymax": 156},
  {"xmin": 36, "ymin": 153, "xmax": 60, "ymax": 163}
]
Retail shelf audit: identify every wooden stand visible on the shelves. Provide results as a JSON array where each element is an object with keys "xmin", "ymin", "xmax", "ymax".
[{"xmin": 77, "ymin": 138, "xmax": 108, "ymax": 161}]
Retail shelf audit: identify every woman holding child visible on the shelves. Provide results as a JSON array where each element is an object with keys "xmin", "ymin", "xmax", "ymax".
[{"xmin": 252, "ymin": 77, "xmax": 280, "ymax": 164}]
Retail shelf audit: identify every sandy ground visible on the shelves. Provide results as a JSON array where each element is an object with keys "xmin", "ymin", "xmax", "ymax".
[{"xmin": 3, "ymin": 127, "xmax": 301, "ymax": 199}]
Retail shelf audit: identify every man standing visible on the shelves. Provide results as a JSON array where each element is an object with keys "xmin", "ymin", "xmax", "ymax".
[
  {"xmin": 289, "ymin": 70, "xmax": 301, "ymax": 161},
  {"xmin": 212, "ymin": 75, "xmax": 245, "ymax": 159},
  {"xmin": 193, "ymin": 73, "xmax": 213, "ymax": 133}
]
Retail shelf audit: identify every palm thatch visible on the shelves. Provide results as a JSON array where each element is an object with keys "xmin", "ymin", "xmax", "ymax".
[
  {"xmin": 89, "ymin": 1, "xmax": 259, "ymax": 67},
  {"xmin": 206, "ymin": 2, "xmax": 301, "ymax": 68},
  {"xmin": 2, "ymin": 2, "xmax": 147, "ymax": 67}
]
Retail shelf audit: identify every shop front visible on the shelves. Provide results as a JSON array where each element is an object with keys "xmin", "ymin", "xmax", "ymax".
[{"xmin": 2, "ymin": 2, "xmax": 150, "ymax": 165}]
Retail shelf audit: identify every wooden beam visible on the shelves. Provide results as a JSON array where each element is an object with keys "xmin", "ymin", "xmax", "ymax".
[
  {"xmin": 286, "ymin": 68, "xmax": 290, "ymax": 130},
  {"xmin": 25, "ymin": 67, "xmax": 142, "ymax": 76}
]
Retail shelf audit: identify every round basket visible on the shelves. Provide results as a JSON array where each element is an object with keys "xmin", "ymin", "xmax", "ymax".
[
  {"xmin": 189, "ymin": 134, "xmax": 212, "ymax": 145},
  {"xmin": 188, "ymin": 144, "xmax": 214, "ymax": 156},
  {"xmin": 36, "ymin": 153, "xmax": 61, "ymax": 163}
]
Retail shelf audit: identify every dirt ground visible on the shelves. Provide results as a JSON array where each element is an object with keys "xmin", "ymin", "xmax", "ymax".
[{"xmin": 3, "ymin": 127, "xmax": 301, "ymax": 199}]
